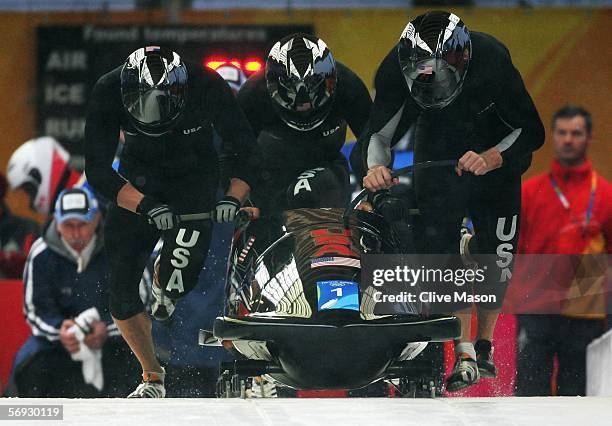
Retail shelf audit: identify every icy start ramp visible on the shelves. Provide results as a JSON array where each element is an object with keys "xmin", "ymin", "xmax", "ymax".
[{"xmin": 1, "ymin": 397, "xmax": 611, "ymax": 426}]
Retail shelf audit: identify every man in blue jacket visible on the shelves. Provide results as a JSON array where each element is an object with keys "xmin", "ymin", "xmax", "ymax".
[{"xmin": 10, "ymin": 187, "xmax": 140, "ymax": 397}]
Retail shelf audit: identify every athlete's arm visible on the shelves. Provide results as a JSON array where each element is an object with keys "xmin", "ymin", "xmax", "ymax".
[
  {"xmin": 362, "ymin": 47, "xmax": 418, "ymax": 191},
  {"xmin": 364, "ymin": 48, "xmax": 410, "ymax": 170},
  {"xmin": 236, "ymin": 74, "xmax": 265, "ymax": 139},
  {"xmin": 84, "ymin": 74, "xmax": 143, "ymax": 211},
  {"xmin": 339, "ymin": 63, "xmax": 372, "ymax": 139},
  {"xmin": 206, "ymin": 70, "xmax": 259, "ymax": 197},
  {"xmin": 224, "ymin": 178, "xmax": 251, "ymax": 205},
  {"xmin": 491, "ymin": 46, "xmax": 545, "ymax": 164},
  {"xmin": 116, "ymin": 183, "xmax": 144, "ymax": 212}
]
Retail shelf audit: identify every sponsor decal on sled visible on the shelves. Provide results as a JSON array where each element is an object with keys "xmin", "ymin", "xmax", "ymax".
[
  {"xmin": 316, "ymin": 280, "xmax": 359, "ymax": 312},
  {"xmin": 310, "ymin": 256, "xmax": 361, "ymax": 269},
  {"xmin": 311, "ymin": 228, "xmax": 359, "ymax": 257}
]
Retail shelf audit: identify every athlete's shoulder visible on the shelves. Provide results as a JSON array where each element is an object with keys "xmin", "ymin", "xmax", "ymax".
[
  {"xmin": 237, "ymin": 70, "xmax": 269, "ymax": 107},
  {"xmin": 471, "ymin": 31, "xmax": 512, "ymax": 64},
  {"xmin": 89, "ymin": 65, "xmax": 122, "ymax": 109},
  {"xmin": 92, "ymin": 65, "xmax": 122, "ymax": 93},
  {"xmin": 185, "ymin": 61, "xmax": 226, "ymax": 89},
  {"xmin": 336, "ymin": 62, "xmax": 368, "ymax": 96},
  {"xmin": 335, "ymin": 62, "xmax": 372, "ymax": 109},
  {"xmin": 377, "ymin": 43, "xmax": 400, "ymax": 73},
  {"xmin": 240, "ymin": 70, "xmax": 267, "ymax": 96},
  {"xmin": 336, "ymin": 61, "xmax": 359, "ymax": 80},
  {"xmin": 374, "ymin": 43, "xmax": 404, "ymax": 87}
]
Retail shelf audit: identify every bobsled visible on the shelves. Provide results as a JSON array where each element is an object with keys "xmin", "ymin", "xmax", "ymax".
[{"xmin": 201, "ymin": 201, "xmax": 460, "ymax": 395}]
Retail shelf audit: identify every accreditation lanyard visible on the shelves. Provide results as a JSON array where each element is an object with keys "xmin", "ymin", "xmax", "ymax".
[{"xmin": 549, "ymin": 172, "xmax": 597, "ymax": 236}]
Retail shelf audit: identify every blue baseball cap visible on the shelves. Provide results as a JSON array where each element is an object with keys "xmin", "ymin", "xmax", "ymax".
[{"xmin": 54, "ymin": 187, "xmax": 99, "ymax": 224}]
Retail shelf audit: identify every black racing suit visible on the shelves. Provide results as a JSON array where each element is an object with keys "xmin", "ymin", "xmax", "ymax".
[
  {"xmin": 355, "ymin": 32, "xmax": 545, "ymax": 309},
  {"xmin": 235, "ymin": 62, "xmax": 371, "ymax": 214},
  {"xmin": 84, "ymin": 63, "xmax": 258, "ymax": 320}
]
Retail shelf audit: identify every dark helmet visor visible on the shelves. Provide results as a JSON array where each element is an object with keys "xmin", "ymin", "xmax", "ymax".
[{"xmin": 401, "ymin": 57, "xmax": 463, "ymax": 109}]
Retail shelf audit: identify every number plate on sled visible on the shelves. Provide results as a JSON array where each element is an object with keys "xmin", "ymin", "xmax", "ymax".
[{"xmin": 316, "ymin": 280, "xmax": 359, "ymax": 311}]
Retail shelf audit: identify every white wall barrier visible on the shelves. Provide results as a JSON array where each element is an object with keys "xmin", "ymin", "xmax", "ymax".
[{"xmin": 587, "ymin": 328, "xmax": 612, "ymax": 396}]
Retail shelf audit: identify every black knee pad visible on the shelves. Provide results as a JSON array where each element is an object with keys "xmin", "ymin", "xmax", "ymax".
[{"xmin": 158, "ymin": 224, "xmax": 212, "ymax": 300}]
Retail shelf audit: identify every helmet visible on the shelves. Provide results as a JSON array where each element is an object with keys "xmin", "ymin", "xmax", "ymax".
[
  {"xmin": 6, "ymin": 136, "xmax": 71, "ymax": 214},
  {"xmin": 215, "ymin": 63, "xmax": 247, "ymax": 93},
  {"xmin": 265, "ymin": 34, "xmax": 337, "ymax": 131},
  {"xmin": 398, "ymin": 11, "xmax": 471, "ymax": 109},
  {"xmin": 120, "ymin": 46, "xmax": 188, "ymax": 137}
]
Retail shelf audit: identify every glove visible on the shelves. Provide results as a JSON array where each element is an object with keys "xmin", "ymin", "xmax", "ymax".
[
  {"xmin": 371, "ymin": 191, "xmax": 410, "ymax": 222},
  {"xmin": 212, "ymin": 196, "xmax": 241, "ymax": 224},
  {"xmin": 136, "ymin": 196, "xmax": 180, "ymax": 230}
]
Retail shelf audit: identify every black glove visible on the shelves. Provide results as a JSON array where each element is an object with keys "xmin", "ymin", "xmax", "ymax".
[
  {"xmin": 371, "ymin": 191, "xmax": 410, "ymax": 222},
  {"xmin": 136, "ymin": 196, "xmax": 180, "ymax": 230},
  {"xmin": 212, "ymin": 196, "xmax": 240, "ymax": 224}
]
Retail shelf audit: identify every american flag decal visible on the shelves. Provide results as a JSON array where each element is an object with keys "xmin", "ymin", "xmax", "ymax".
[
  {"xmin": 310, "ymin": 256, "xmax": 361, "ymax": 269},
  {"xmin": 145, "ymin": 46, "xmax": 161, "ymax": 52},
  {"xmin": 417, "ymin": 64, "xmax": 433, "ymax": 75}
]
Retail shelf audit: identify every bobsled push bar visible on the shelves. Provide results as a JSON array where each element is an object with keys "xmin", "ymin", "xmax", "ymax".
[
  {"xmin": 179, "ymin": 212, "xmax": 212, "ymax": 221},
  {"xmin": 179, "ymin": 161, "xmax": 457, "ymax": 223},
  {"xmin": 343, "ymin": 159, "xmax": 458, "ymax": 226}
]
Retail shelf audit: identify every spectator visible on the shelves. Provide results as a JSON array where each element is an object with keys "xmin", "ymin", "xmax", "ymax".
[
  {"xmin": 515, "ymin": 105, "xmax": 612, "ymax": 396},
  {"xmin": 0, "ymin": 172, "xmax": 40, "ymax": 278},
  {"xmin": 9, "ymin": 187, "xmax": 140, "ymax": 397}
]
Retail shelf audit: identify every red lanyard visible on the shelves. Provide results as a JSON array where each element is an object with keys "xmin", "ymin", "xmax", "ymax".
[{"xmin": 549, "ymin": 172, "xmax": 597, "ymax": 236}]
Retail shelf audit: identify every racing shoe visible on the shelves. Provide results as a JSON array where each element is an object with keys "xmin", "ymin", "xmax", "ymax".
[
  {"xmin": 249, "ymin": 375, "xmax": 278, "ymax": 398},
  {"xmin": 151, "ymin": 255, "xmax": 176, "ymax": 321},
  {"xmin": 127, "ymin": 369, "xmax": 166, "ymax": 398},
  {"xmin": 446, "ymin": 353, "xmax": 480, "ymax": 392},
  {"xmin": 475, "ymin": 339, "xmax": 497, "ymax": 378},
  {"xmin": 459, "ymin": 220, "xmax": 477, "ymax": 268}
]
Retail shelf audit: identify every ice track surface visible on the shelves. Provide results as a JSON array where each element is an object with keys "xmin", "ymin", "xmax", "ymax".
[{"xmin": 2, "ymin": 397, "xmax": 612, "ymax": 426}]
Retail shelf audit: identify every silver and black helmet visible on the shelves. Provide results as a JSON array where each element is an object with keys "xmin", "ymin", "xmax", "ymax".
[
  {"xmin": 398, "ymin": 11, "xmax": 471, "ymax": 110},
  {"xmin": 120, "ymin": 46, "xmax": 188, "ymax": 137},
  {"xmin": 265, "ymin": 34, "xmax": 337, "ymax": 131}
]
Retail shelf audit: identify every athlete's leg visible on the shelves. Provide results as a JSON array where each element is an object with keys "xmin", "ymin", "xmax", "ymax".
[
  {"xmin": 104, "ymin": 203, "xmax": 165, "ymax": 395},
  {"xmin": 469, "ymin": 166, "xmax": 521, "ymax": 378},
  {"xmin": 413, "ymin": 165, "xmax": 477, "ymax": 391}
]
